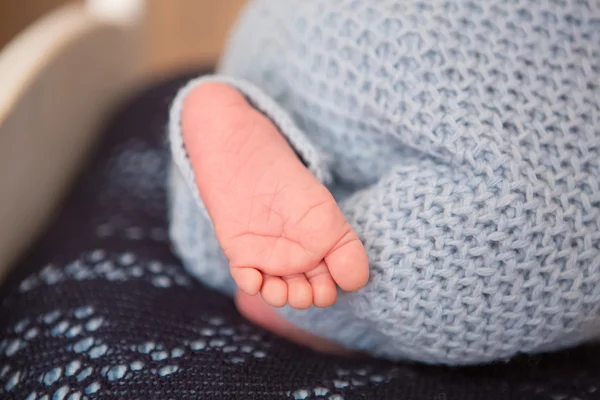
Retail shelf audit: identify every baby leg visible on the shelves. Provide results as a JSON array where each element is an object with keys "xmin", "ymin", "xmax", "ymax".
[{"xmin": 268, "ymin": 154, "xmax": 600, "ymax": 365}]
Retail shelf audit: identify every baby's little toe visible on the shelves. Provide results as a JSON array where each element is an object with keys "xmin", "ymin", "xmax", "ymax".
[
  {"xmin": 306, "ymin": 262, "xmax": 337, "ymax": 308},
  {"xmin": 230, "ymin": 267, "xmax": 263, "ymax": 296},
  {"xmin": 283, "ymin": 275, "xmax": 313, "ymax": 309},
  {"xmin": 260, "ymin": 275, "xmax": 288, "ymax": 308}
]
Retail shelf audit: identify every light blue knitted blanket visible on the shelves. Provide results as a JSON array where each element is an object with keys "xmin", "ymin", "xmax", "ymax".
[{"xmin": 168, "ymin": 0, "xmax": 600, "ymax": 365}]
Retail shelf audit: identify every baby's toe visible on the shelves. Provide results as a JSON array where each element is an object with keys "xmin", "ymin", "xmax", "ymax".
[
  {"xmin": 306, "ymin": 262, "xmax": 337, "ymax": 308},
  {"xmin": 283, "ymin": 274, "xmax": 313, "ymax": 309},
  {"xmin": 230, "ymin": 267, "xmax": 263, "ymax": 296},
  {"xmin": 260, "ymin": 275, "xmax": 288, "ymax": 308},
  {"xmin": 325, "ymin": 230, "xmax": 370, "ymax": 292}
]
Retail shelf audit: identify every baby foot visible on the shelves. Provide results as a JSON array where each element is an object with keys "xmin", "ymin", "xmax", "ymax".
[{"xmin": 180, "ymin": 82, "xmax": 369, "ymax": 309}]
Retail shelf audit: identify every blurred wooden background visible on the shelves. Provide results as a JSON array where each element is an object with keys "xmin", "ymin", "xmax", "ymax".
[{"xmin": 0, "ymin": 0, "xmax": 246, "ymax": 77}]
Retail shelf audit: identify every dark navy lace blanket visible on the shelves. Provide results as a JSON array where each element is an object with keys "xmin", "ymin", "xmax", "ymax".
[{"xmin": 1, "ymin": 73, "xmax": 600, "ymax": 400}]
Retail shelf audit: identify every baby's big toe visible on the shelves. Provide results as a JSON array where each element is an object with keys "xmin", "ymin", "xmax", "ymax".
[{"xmin": 325, "ymin": 231, "xmax": 370, "ymax": 292}]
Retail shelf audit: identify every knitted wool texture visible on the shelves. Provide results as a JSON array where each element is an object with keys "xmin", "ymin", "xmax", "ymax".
[{"xmin": 168, "ymin": 0, "xmax": 600, "ymax": 365}]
